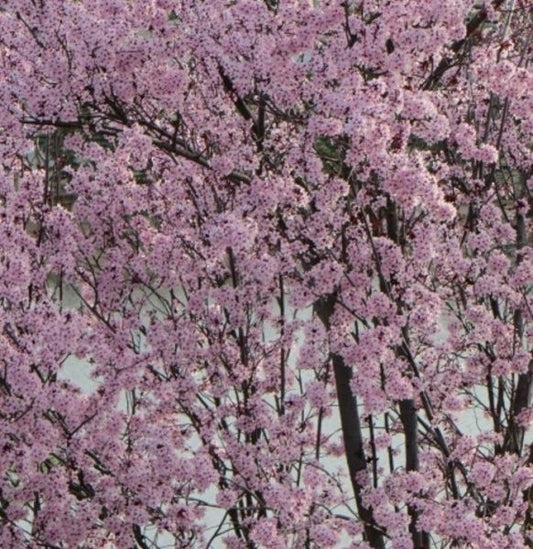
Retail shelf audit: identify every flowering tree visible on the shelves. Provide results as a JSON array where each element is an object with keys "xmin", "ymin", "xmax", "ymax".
[{"xmin": 0, "ymin": 0, "xmax": 531, "ymax": 547}]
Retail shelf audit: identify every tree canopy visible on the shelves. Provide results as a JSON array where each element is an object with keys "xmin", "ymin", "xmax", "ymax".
[{"xmin": 0, "ymin": 1, "xmax": 531, "ymax": 547}]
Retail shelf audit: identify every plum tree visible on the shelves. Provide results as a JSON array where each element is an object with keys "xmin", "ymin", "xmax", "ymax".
[{"xmin": 0, "ymin": 1, "xmax": 531, "ymax": 547}]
